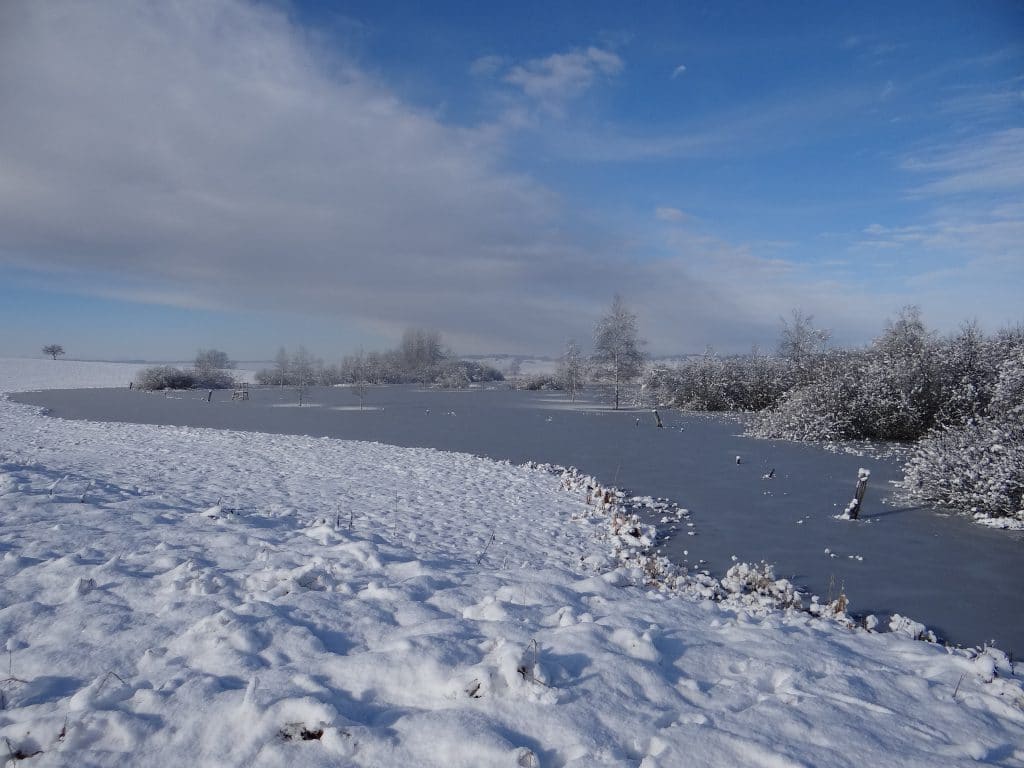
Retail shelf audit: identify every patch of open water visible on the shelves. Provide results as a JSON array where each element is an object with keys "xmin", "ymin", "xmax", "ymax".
[{"xmin": 11, "ymin": 384, "xmax": 1023, "ymax": 650}]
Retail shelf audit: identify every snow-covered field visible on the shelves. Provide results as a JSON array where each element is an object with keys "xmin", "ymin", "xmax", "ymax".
[
  {"xmin": 1, "ymin": 359, "xmax": 1022, "ymax": 766},
  {"xmin": 0, "ymin": 358, "xmax": 256, "ymax": 394}
]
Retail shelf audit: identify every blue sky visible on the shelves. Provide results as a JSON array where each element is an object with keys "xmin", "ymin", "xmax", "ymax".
[{"xmin": 0, "ymin": 0, "xmax": 1021, "ymax": 360}]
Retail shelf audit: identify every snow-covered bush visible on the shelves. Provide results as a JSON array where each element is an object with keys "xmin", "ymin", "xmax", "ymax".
[
  {"xmin": 752, "ymin": 311, "xmax": 1023, "ymax": 445},
  {"xmin": 720, "ymin": 561, "xmax": 802, "ymax": 610},
  {"xmin": 136, "ymin": 366, "xmax": 196, "ymax": 390},
  {"xmin": 889, "ymin": 614, "xmax": 938, "ymax": 643},
  {"xmin": 748, "ymin": 350, "xmax": 862, "ymax": 441},
  {"xmin": 517, "ymin": 374, "xmax": 563, "ymax": 391},
  {"xmin": 902, "ymin": 348, "xmax": 1024, "ymax": 521},
  {"xmin": 135, "ymin": 365, "xmax": 235, "ymax": 390},
  {"xmin": 647, "ymin": 350, "xmax": 788, "ymax": 412}
]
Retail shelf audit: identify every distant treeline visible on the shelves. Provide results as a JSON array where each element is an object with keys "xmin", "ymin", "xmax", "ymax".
[{"xmin": 254, "ymin": 329, "xmax": 504, "ymax": 388}]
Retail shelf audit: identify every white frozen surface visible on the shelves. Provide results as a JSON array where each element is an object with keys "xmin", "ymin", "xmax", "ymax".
[{"xmin": 1, "ymin": 358, "xmax": 1022, "ymax": 766}]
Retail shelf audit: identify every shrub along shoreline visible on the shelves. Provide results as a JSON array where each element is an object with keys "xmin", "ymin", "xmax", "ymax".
[{"xmin": 643, "ymin": 308, "xmax": 1023, "ymax": 523}]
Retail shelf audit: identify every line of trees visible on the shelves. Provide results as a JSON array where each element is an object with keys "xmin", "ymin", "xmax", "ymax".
[{"xmin": 254, "ymin": 330, "xmax": 504, "ymax": 389}]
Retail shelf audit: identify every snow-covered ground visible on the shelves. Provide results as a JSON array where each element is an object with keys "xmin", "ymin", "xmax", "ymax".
[
  {"xmin": 1, "ymin": 359, "xmax": 1022, "ymax": 766},
  {"xmin": 0, "ymin": 358, "xmax": 256, "ymax": 393}
]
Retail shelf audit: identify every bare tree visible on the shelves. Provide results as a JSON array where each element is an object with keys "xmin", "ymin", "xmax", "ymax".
[
  {"xmin": 399, "ymin": 328, "xmax": 445, "ymax": 383},
  {"xmin": 273, "ymin": 346, "xmax": 290, "ymax": 386},
  {"xmin": 42, "ymin": 344, "xmax": 65, "ymax": 360},
  {"xmin": 291, "ymin": 345, "xmax": 317, "ymax": 389},
  {"xmin": 592, "ymin": 295, "xmax": 645, "ymax": 409},
  {"xmin": 556, "ymin": 339, "xmax": 586, "ymax": 402},
  {"xmin": 778, "ymin": 309, "xmax": 830, "ymax": 384},
  {"xmin": 191, "ymin": 348, "xmax": 235, "ymax": 388},
  {"xmin": 194, "ymin": 348, "xmax": 233, "ymax": 371},
  {"xmin": 350, "ymin": 349, "xmax": 370, "ymax": 409}
]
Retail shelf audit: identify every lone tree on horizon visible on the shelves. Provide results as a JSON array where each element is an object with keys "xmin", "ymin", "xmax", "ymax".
[
  {"xmin": 42, "ymin": 344, "xmax": 65, "ymax": 360},
  {"xmin": 592, "ymin": 295, "xmax": 645, "ymax": 410}
]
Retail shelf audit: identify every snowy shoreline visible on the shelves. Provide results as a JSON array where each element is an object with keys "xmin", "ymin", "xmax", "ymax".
[{"xmin": 2, "ymin": 358, "xmax": 1023, "ymax": 766}]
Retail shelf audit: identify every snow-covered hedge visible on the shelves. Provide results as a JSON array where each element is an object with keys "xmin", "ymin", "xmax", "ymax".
[
  {"xmin": 747, "ymin": 354, "xmax": 860, "ymax": 441},
  {"xmin": 751, "ymin": 314, "xmax": 1024, "ymax": 444},
  {"xmin": 901, "ymin": 351, "xmax": 1024, "ymax": 521}
]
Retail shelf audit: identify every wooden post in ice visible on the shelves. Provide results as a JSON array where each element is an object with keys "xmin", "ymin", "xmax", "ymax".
[
  {"xmin": 845, "ymin": 468, "xmax": 870, "ymax": 520},
  {"xmin": 653, "ymin": 409, "xmax": 663, "ymax": 428}
]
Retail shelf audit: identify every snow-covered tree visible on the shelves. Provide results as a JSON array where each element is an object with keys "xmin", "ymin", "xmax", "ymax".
[
  {"xmin": 273, "ymin": 347, "xmax": 290, "ymax": 386},
  {"xmin": 556, "ymin": 339, "xmax": 586, "ymax": 402},
  {"xmin": 188, "ymin": 348, "xmax": 235, "ymax": 388},
  {"xmin": 291, "ymin": 346, "xmax": 318, "ymax": 388},
  {"xmin": 400, "ymin": 328, "xmax": 446, "ymax": 384},
  {"xmin": 777, "ymin": 309, "xmax": 830, "ymax": 386},
  {"xmin": 194, "ymin": 348, "xmax": 233, "ymax": 372},
  {"xmin": 349, "ymin": 350, "xmax": 370, "ymax": 408},
  {"xmin": 42, "ymin": 344, "xmax": 65, "ymax": 360},
  {"xmin": 592, "ymin": 295, "xmax": 645, "ymax": 410}
]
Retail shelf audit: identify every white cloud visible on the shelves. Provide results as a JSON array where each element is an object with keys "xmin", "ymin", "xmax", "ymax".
[
  {"xmin": 503, "ymin": 46, "xmax": 622, "ymax": 114},
  {"xmin": 671, "ymin": 64, "xmax": 687, "ymax": 79}
]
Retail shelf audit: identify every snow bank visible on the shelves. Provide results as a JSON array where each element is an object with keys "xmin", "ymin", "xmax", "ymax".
[{"xmin": 1, "ymin": 361, "xmax": 1022, "ymax": 766}]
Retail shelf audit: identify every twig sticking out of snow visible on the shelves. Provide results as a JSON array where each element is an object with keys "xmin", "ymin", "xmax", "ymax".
[
  {"xmin": 4, "ymin": 736, "xmax": 43, "ymax": 762},
  {"xmin": 95, "ymin": 670, "xmax": 129, "ymax": 696},
  {"xmin": 476, "ymin": 532, "xmax": 495, "ymax": 564},
  {"xmin": 48, "ymin": 474, "xmax": 67, "ymax": 497}
]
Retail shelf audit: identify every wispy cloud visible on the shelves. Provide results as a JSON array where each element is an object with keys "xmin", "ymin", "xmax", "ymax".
[
  {"xmin": 939, "ymin": 76, "xmax": 1024, "ymax": 121},
  {"xmin": 469, "ymin": 54, "xmax": 505, "ymax": 78},
  {"xmin": 544, "ymin": 83, "xmax": 879, "ymax": 163},
  {"xmin": 902, "ymin": 128, "xmax": 1024, "ymax": 196},
  {"xmin": 840, "ymin": 33, "xmax": 903, "ymax": 62},
  {"xmin": 655, "ymin": 207, "xmax": 688, "ymax": 222},
  {"xmin": 503, "ymin": 46, "xmax": 622, "ymax": 114},
  {"xmin": 671, "ymin": 64, "xmax": 687, "ymax": 79},
  {"xmin": 858, "ymin": 204, "xmax": 1024, "ymax": 259}
]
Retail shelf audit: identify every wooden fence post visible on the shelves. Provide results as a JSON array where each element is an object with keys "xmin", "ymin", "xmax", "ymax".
[{"xmin": 846, "ymin": 468, "xmax": 870, "ymax": 520}]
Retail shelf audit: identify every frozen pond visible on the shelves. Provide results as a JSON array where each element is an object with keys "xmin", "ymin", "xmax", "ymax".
[{"xmin": 11, "ymin": 384, "xmax": 1023, "ymax": 650}]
